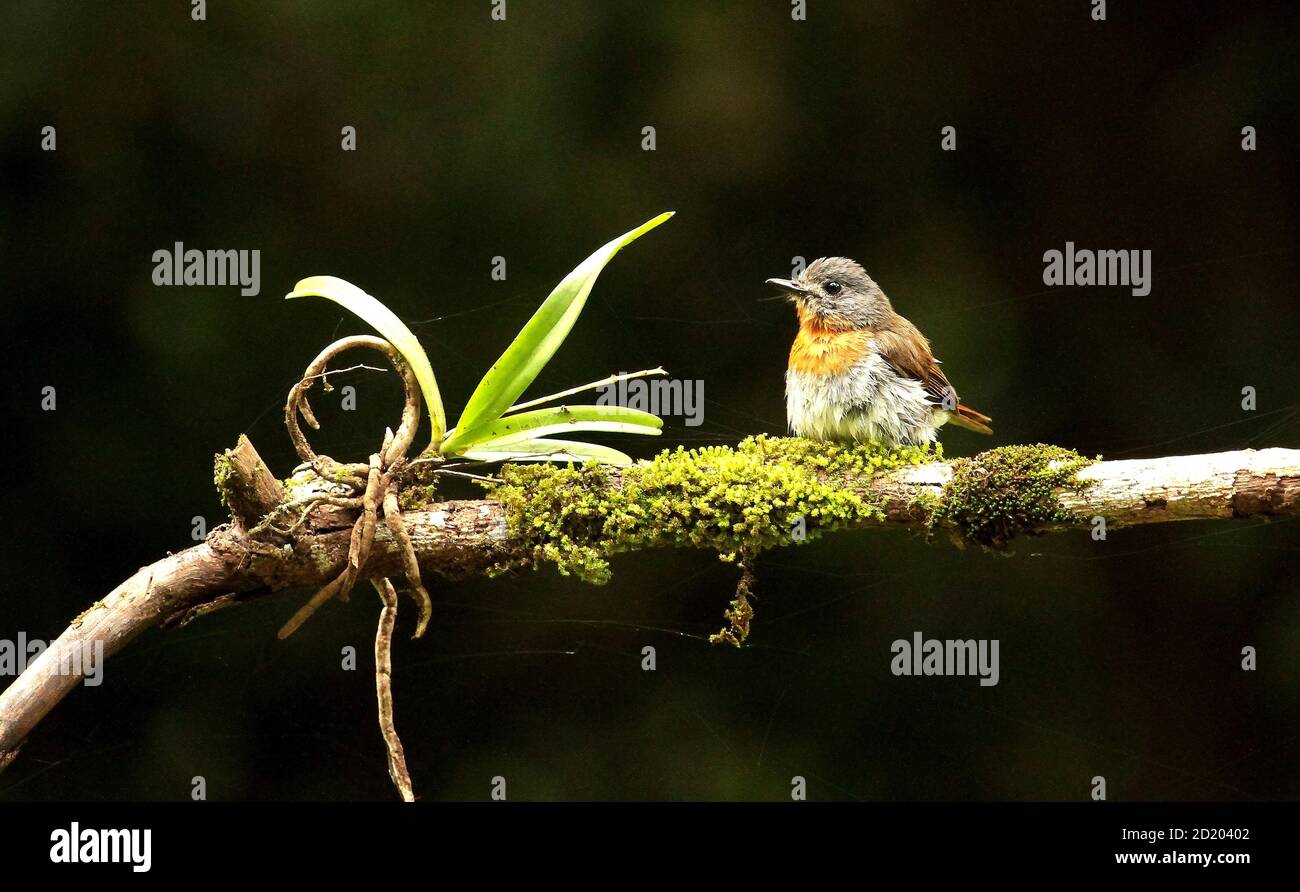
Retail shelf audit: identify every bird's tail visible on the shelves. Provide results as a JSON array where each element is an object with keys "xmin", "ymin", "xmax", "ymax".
[{"xmin": 946, "ymin": 403, "xmax": 993, "ymax": 435}]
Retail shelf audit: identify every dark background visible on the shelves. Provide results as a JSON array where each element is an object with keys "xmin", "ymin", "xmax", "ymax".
[{"xmin": 1, "ymin": 0, "xmax": 1297, "ymax": 801}]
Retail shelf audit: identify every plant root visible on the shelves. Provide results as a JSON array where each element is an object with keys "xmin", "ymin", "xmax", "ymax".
[{"xmin": 372, "ymin": 577, "xmax": 414, "ymax": 802}]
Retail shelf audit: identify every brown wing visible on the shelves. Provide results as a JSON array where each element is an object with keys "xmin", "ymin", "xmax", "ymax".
[
  {"xmin": 874, "ymin": 321, "xmax": 955, "ymax": 408},
  {"xmin": 876, "ymin": 319, "xmax": 994, "ymax": 434}
]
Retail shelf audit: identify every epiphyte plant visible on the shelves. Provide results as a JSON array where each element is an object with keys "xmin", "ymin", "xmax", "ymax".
[
  {"xmin": 263, "ymin": 213, "xmax": 674, "ymax": 799},
  {"xmin": 285, "ymin": 212, "xmax": 675, "ymax": 466}
]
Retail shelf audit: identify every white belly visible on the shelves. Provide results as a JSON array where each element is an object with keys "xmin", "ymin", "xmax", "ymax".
[{"xmin": 786, "ymin": 352, "xmax": 944, "ymax": 445}]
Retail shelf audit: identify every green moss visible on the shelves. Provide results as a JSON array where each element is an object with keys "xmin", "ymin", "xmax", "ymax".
[
  {"xmin": 398, "ymin": 483, "xmax": 440, "ymax": 511},
  {"xmin": 485, "ymin": 434, "xmax": 941, "ymax": 583},
  {"xmin": 926, "ymin": 444, "xmax": 1097, "ymax": 548},
  {"xmin": 709, "ymin": 552, "xmax": 757, "ymax": 647},
  {"xmin": 397, "ymin": 460, "xmax": 446, "ymax": 510},
  {"xmin": 213, "ymin": 452, "xmax": 237, "ymax": 511}
]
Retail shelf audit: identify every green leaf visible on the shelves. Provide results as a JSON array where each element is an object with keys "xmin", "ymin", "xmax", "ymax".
[
  {"xmin": 460, "ymin": 438, "xmax": 634, "ymax": 466},
  {"xmin": 286, "ymin": 275, "xmax": 447, "ymax": 450},
  {"xmin": 449, "ymin": 405, "xmax": 662, "ymax": 451},
  {"xmin": 441, "ymin": 212, "xmax": 673, "ymax": 454}
]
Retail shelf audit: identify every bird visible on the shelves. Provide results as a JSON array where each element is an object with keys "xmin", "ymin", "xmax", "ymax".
[{"xmin": 766, "ymin": 257, "xmax": 992, "ymax": 446}]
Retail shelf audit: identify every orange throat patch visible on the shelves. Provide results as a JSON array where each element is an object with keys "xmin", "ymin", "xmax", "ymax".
[{"xmin": 788, "ymin": 315, "xmax": 872, "ymax": 376}]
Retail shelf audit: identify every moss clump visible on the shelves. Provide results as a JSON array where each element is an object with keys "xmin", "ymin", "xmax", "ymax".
[
  {"xmin": 927, "ymin": 444, "xmax": 1096, "ymax": 548},
  {"xmin": 709, "ymin": 552, "xmax": 757, "ymax": 647},
  {"xmin": 398, "ymin": 482, "xmax": 440, "ymax": 511},
  {"xmin": 396, "ymin": 460, "xmax": 447, "ymax": 510},
  {"xmin": 213, "ymin": 452, "xmax": 237, "ymax": 511},
  {"xmin": 486, "ymin": 434, "xmax": 941, "ymax": 583}
]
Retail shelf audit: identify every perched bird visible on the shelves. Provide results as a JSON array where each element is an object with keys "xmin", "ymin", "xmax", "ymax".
[{"xmin": 767, "ymin": 257, "xmax": 992, "ymax": 446}]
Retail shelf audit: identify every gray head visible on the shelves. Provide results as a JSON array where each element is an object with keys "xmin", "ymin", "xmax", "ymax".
[{"xmin": 766, "ymin": 257, "xmax": 892, "ymax": 329}]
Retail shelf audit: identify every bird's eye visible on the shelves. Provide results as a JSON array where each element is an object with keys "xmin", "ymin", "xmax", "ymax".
[{"xmin": 824, "ymin": 281, "xmax": 842, "ymax": 295}]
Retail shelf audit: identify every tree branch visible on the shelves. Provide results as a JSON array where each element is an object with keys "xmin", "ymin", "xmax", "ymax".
[
  {"xmin": 871, "ymin": 447, "xmax": 1300, "ymax": 526},
  {"xmin": 2, "ymin": 440, "xmax": 1297, "ymax": 767}
]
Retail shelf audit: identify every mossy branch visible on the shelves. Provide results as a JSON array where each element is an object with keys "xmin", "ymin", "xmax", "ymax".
[{"xmin": 3, "ymin": 436, "xmax": 1298, "ymax": 771}]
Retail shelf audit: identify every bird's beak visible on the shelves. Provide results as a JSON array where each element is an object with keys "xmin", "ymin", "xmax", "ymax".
[{"xmin": 765, "ymin": 278, "xmax": 810, "ymax": 301}]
